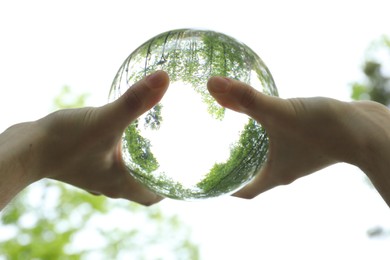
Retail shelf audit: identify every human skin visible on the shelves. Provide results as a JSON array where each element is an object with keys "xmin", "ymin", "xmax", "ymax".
[
  {"xmin": 0, "ymin": 71, "xmax": 169, "ymax": 210},
  {"xmin": 1, "ymin": 71, "xmax": 390, "ymax": 210},
  {"xmin": 207, "ymin": 76, "xmax": 390, "ymax": 207}
]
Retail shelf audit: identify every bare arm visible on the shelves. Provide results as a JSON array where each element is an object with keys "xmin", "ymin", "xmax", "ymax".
[
  {"xmin": 0, "ymin": 71, "xmax": 169, "ymax": 210},
  {"xmin": 0, "ymin": 122, "xmax": 38, "ymax": 209},
  {"xmin": 207, "ymin": 77, "xmax": 390, "ymax": 207}
]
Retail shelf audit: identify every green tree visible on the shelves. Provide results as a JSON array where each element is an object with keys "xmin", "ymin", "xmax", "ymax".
[
  {"xmin": 0, "ymin": 86, "xmax": 199, "ymax": 259},
  {"xmin": 197, "ymin": 119, "xmax": 268, "ymax": 198},
  {"xmin": 123, "ymin": 122, "xmax": 159, "ymax": 174}
]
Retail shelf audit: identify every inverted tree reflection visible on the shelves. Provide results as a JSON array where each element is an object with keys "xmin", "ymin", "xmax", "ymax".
[{"xmin": 109, "ymin": 29, "xmax": 277, "ymax": 199}]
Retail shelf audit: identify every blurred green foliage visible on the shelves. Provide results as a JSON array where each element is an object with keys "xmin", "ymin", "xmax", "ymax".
[
  {"xmin": 351, "ymin": 35, "xmax": 390, "ymax": 105},
  {"xmin": 0, "ymin": 86, "xmax": 199, "ymax": 259}
]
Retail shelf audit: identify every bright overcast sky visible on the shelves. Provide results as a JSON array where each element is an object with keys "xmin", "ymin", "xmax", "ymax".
[{"xmin": 1, "ymin": 0, "xmax": 390, "ymax": 259}]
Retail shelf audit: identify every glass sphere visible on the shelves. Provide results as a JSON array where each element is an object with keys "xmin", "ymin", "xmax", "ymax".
[{"xmin": 108, "ymin": 29, "xmax": 278, "ymax": 200}]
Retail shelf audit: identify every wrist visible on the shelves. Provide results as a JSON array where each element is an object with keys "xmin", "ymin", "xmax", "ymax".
[
  {"xmin": 0, "ymin": 121, "xmax": 44, "ymax": 209},
  {"xmin": 348, "ymin": 101, "xmax": 390, "ymax": 206},
  {"xmin": 2, "ymin": 121, "xmax": 45, "ymax": 180},
  {"xmin": 347, "ymin": 101, "xmax": 390, "ymax": 168}
]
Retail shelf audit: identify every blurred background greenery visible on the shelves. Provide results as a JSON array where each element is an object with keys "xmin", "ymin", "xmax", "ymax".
[{"xmin": 351, "ymin": 36, "xmax": 390, "ymax": 106}]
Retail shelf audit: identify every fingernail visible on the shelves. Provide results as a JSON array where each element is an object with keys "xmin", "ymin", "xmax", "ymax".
[
  {"xmin": 146, "ymin": 71, "xmax": 165, "ymax": 88},
  {"xmin": 209, "ymin": 77, "xmax": 230, "ymax": 93}
]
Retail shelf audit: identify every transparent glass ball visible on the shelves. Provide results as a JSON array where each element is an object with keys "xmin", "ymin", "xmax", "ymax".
[{"xmin": 108, "ymin": 29, "xmax": 278, "ymax": 200}]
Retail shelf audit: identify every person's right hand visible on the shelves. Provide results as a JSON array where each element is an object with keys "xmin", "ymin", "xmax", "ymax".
[{"xmin": 207, "ymin": 76, "xmax": 390, "ymax": 204}]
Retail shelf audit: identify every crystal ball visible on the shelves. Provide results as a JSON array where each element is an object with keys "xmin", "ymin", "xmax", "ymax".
[{"xmin": 108, "ymin": 29, "xmax": 278, "ymax": 200}]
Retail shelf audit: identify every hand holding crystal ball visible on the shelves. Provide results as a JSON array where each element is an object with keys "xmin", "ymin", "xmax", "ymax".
[{"xmin": 108, "ymin": 29, "xmax": 278, "ymax": 200}]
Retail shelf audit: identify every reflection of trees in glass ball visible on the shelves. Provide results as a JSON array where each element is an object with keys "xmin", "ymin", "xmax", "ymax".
[{"xmin": 109, "ymin": 29, "xmax": 278, "ymax": 200}]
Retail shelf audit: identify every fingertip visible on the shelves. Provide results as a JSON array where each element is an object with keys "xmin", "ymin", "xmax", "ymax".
[
  {"xmin": 99, "ymin": 71, "xmax": 169, "ymax": 131},
  {"xmin": 208, "ymin": 77, "xmax": 273, "ymax": 122},
  {"xmin": 125, "ymin": 70, "xmax": 169, "ymax": 107},
  {"xmin": 207, "ymin": 76, "xmax": 231, "ymax": 94},
  {"xmin": 146, "ymin": 70, "xmax": 170, "ymax": 90},
  {"xmin": 208, "ymin": 76, "xmax": 261, "ymax": 114},
  {"xmin": 231, "ymin": 166, "xmax": 274, "ymax": 200},
  {"xmin": 232, "ymin": 188, "xmax": 258, "ymax": 200},
  {"xmin": 136, "ymin": 70, "xmax": 169, "ymax": 108},
  {"xmin": 141, "ymin": 195, "xmax": 165, "ymax": 207},
  {"xmin": 207, "ymin": 76, "xmax": 241, "ymax": 111}
]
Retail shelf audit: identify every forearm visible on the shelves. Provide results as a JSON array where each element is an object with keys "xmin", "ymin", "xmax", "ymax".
[
  {"xmin": 348, "ymin": 101, "xmax": 390, "ymax": 207},
  {"xmin": 362, "ymin": 150, "xmax": 390, "ymax": 207},
  {"xmin": 0, "ymin": 153, "xmax": 28, "ymax": 210},
  {"xmin": 0, "ymin": 122, "xmax": 41, "ymax": 210},
  {"xmin": 359, "ymin": 127, "xmax": 390, "ymax": 207}
]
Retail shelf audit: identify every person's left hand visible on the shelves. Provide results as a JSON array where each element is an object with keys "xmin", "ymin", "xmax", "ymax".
[{"xmin": 31, "ymin": 71, "xmax": 169, "ymax": 205}]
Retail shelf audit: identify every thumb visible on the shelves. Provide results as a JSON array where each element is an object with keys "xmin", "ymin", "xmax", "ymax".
[
  {"xmin": 100, "ymin": 70, "xmax": 169, "ymax": 130},
  {"xmin": 207, "ymin": 76, "xmax": 284, "ymax": 126}
]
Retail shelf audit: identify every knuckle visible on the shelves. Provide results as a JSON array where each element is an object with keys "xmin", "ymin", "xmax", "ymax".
[
  {"xmin": 139, "ymin": 196, "xmax": 163, "ymax": 207},
  {"xmin": 240, "ymin": 86, "xmax": 258, "ymax": 110},
  {"xmin": 122, "ymin": 84, "xmax": 145, "ymax": 112}
]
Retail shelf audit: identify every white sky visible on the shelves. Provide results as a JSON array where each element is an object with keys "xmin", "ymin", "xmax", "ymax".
[{"xmin": 1, "ymin": 0, "xmax": 390, "ymax": 259}]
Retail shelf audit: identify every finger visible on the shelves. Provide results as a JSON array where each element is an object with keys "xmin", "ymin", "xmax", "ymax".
[
  {"xmin": 100, "ymin": 70, "xmax": 169, "ymax": 130},
  {"xmin": 232, "ymin": 168, "xmax": 274, "ymax": 199},
  {"xmin": 88, "ymin": 191, "xmax": 102, "ymax": 196},
  {"xmin": 120, "ymin": 171, "xmax": 165, "ymax": 206},
  {"xmin": 207, "ymin": 76, "xmax": 284, "ymax": 125}
]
